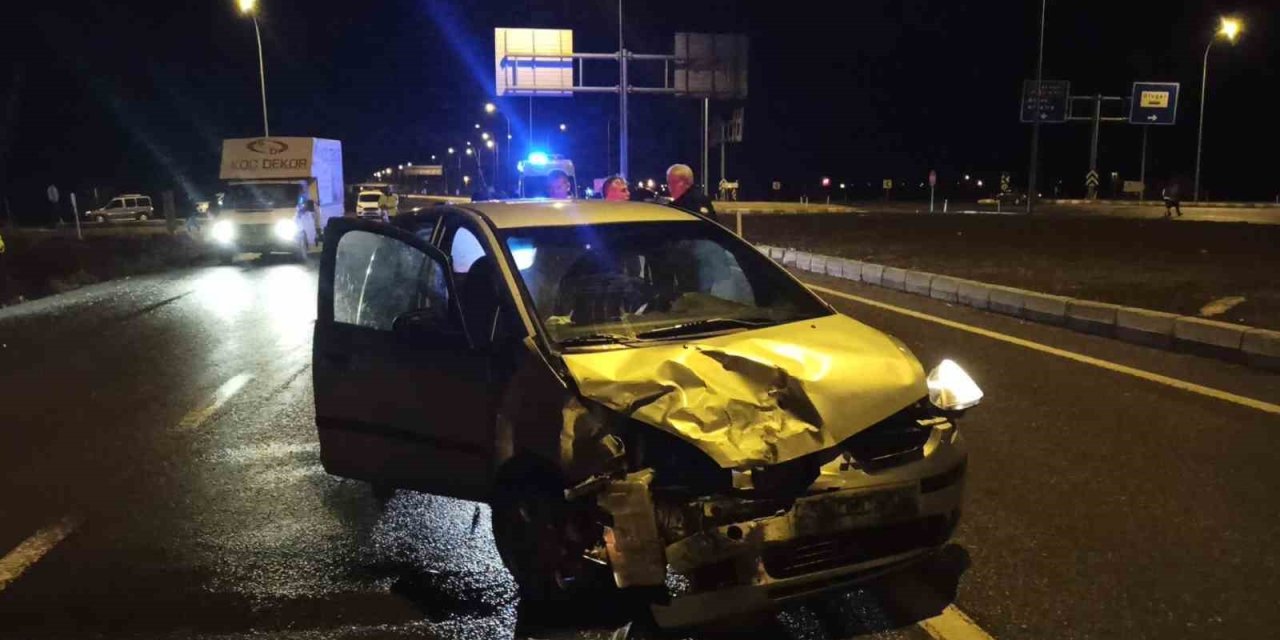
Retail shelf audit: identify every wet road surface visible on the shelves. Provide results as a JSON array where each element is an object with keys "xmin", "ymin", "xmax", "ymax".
[
  {"xmin": 0, "ymin": 260, "xmax": 935, "ymax": 640},
  {"xmin": 1, "ymin": 259, "xmax": 1278, "ymax": 639}
]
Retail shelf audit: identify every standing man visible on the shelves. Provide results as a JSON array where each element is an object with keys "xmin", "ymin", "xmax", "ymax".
[
  {"xmin": 547, "ymin": 171, "xmax": 574, "ymax": 199},
  {"xmin": 666, "ymin": 164, "xmax": 717, "ymax": 222},
  {"xmin": 602, "ymin": 176, "xmax": 630, "ymax": 201},
  {"xmin": 1162, "ymin": 180, "xmax": 1183, "ymax": 218}
]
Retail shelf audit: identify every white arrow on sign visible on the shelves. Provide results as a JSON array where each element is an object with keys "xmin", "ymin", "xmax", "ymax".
[{"xmin": 1147, "ymin": 115, "xmax": 1158, "ymax": 121}]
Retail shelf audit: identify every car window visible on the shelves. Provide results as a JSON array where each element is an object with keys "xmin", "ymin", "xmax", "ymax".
[
  {"xmin": 139, "ymin": 197, "xmax": 151, "ymax": 208},
  {"xmin": 499, "ymin": 221, "xmax": 829, "ymax": 345},
  {"xmin": 107, "ymin": 199, "xmax": 124, "ymax": 209},
  {"xmin": 124, "ymin": 198, "xmax": 137, "ymax": 209},
  {"xmin": 332, "ymin": 230, "xmax": 449, "ymax": 332},
  {"xmin": 449, "ymin": 227, "xmax": 486, "ymax": 274}
]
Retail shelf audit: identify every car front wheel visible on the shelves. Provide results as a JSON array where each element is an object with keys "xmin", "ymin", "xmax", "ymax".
[{"xmin": 137, "ymin": 213, "xmax": 149, "ymax": 221}]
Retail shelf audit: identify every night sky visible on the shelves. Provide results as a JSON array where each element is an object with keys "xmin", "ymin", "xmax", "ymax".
[{"xmin": 1, "ymin": 0, "xmax": 1276, "ymax": 217}]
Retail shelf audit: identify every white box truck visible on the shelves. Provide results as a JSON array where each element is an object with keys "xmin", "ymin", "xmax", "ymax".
[{"xmin": 210, "ymin": 137, "xmax": 344, "ymax": 262}]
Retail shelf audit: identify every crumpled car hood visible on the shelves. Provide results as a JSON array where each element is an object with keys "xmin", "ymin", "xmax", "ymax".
[{"xmin": 561, "ymin": 314, "xmax": 927, "ymax": 468}]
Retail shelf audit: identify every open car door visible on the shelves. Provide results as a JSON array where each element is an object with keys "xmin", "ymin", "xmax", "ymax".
[{"xmin": 313, "ymin": 218, "xmax": 497, "ymax": 501}]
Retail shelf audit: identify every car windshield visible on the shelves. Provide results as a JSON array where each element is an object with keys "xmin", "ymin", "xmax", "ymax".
[
  {"xmin": 223, "ymin": 183, "xmax": 303, "ymax": 210},
  {"xmin": 500, "ymin": 221, "xmax": 829, "ymax": 347},
  {"xmin": 358, "ymin": 193, "xmax": 381, "ymax": 203}
]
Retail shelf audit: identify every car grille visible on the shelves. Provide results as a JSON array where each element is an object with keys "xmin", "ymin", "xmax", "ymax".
[
  {"xmin": 761, "ymin": 514, "xmax": 955, "ymax": 579},
  {"xmin": 842, "ymin": 404, "xmax": 937, "ymax": 471}
]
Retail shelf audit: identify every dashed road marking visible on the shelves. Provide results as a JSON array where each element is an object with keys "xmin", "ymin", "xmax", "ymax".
[
  {"xmin": 919, "ymin": 605, "xmax": 997, "ymax": 640},
  {"xmin": 178, "ymin": 373, "xmax": 254, "ymax": 429},
  {"xmin": 0, "ymin": 516, "xmax": 80, "ymax": 592},
  {"xmin": 808, "ymin": 283, "xmax": 1280, "ymax": 416}
]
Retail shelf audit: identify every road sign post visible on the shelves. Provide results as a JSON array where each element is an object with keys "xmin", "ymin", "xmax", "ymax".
[
  {"xmin": 882, "ymin": 179, "xmax": 893, "ymax": 202},
  {"xmin": 1129, "ymin": 82, "xmax": 1178, "ymax": 204},
  {"xmin": 1022, "ymin": 79, "xmax": 1069, "ymax": 214}
]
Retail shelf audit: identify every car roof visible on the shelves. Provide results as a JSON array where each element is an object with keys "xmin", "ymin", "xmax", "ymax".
[
  {"xmin": 116, "ymin": 194, "xmax": 147, "ymax": 198},
  {"xmin": 460, "ymin": 199, "xmax": 701, "ymax": 229}
]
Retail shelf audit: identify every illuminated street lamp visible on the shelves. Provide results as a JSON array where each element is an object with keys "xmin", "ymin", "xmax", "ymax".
[
  {"xmin": 1194, "ymin": 16, "xmax": 1243, "ymax": 201},
  {"xmin": 236, "ymin": 0, "xmax": 270, "ymax": 137},
  {"xmin": 481, "ymin": 132, "xmax": 490, "ymax": 141},
  {"xmin": 465, "ymin": 147, "xmax": 473, "ymax": 156},
  {"xmin": 485, "ymin": 139, "xmax": 494, "ymax": 149},
  {"xmin": 484, "ymin": 102, "xmax": 512, "ymax": 190}
]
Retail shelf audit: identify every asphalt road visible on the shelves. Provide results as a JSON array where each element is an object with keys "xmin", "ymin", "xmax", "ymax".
[{"xmin": 1, "ymin": 258, "xmax": 1278, "ymax": 639}]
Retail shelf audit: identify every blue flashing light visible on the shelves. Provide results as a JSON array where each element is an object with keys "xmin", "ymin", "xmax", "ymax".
[{"xmin": 527, "ymin": 151, "xmax": 549, "ymax": 166}]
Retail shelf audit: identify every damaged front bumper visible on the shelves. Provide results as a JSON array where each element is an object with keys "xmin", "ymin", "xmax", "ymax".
[{"xmin": 613, "ymin": 423, "xmax": 967, "ymax": 629}]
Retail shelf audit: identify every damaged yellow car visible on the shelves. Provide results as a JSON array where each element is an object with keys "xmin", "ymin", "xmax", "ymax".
[{"xmin": 312, "ymin": 200, "xmax": 980, "ymax": 627}]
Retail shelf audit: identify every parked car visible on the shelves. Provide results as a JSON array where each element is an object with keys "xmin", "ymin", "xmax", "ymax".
[
  {"xmin": 311, "ymin": 200, "xmax": 980, "ymax": 628},
  {"xmin": 85, "ymin": 194, "xmax": 155, "ymax": 222}
]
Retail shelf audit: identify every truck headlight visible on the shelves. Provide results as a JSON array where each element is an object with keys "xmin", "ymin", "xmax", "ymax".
[
  {"xmin": 211, "ymin": 220, "xmax": 236, "ymax": 244},
  {"xmin": 926, "ymin": 359, "xmax": 983, "ymax": 411},
  {"xmin": 273, "ymin": 219, "xmax": 298, "ymax": 241}
]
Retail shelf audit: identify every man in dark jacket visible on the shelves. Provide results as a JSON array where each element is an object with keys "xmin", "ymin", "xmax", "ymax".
[
  {"xmin": 666, "ymin": 164, "xmax": 718, "ymax": 222},
  {"xmin": 1162, "ymin": 180, "xmax": 1183, "ymax": 218}
]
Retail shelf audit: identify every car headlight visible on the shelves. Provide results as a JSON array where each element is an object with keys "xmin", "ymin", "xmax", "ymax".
[
  {"xmin": 926, "ymin": 359, "xmax": 983, "ymax": 411},
  {"xmin": 210, "ymin": 220, "xmax": 236, "ymax": 244},
  {"xmin": 273, "ymin": 219, "xmax": 298, "ymax": 241}
]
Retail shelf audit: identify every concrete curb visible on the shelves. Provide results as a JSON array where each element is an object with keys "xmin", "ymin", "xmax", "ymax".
[{"xmin": 757, "ymin": 243, "xmax": 1279, "ymax": 372}]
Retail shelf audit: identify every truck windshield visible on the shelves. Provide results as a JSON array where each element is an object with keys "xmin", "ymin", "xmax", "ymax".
[
  {"xmin": 223, "ymin": 183, "xmax": 303, "ymax": 211},
  {"xmin": 500, "ymin": 221, "xmax": 830, "ymax": 347}
]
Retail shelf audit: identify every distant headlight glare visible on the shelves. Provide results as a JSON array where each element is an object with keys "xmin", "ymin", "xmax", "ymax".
[
  {"xmin": 211, "ymin": 220, "xmax": 236, "ymax": 244},
  {"xmin": 273, "ymin": 219, "xmax": 298, "ymax": 241},
  {"xmin": 927, "ymin": 359, "xmax": 983, "ymax": 411}
]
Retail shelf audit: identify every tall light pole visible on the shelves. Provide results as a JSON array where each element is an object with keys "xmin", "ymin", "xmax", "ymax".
[
  {"xmin": 485, "ymin": 103, "xmax": 511, "ymax": 192},
  {"xmin": 1026, "ymin": 0, "xmax": 1047, "ymax": 213},
  {"xmin": 1194, "ymin": 16, "xmax": 1242, "ymax": 202},
  {"xmin": 237, "ymin": 0, "xmax": 270, "ymax": 138},
  {"xmin": 618, "ymin": 0, "xmax": 629, "ymax": 178}
]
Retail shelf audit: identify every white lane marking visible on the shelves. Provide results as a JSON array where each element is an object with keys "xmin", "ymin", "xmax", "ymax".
[
  {"xmin": 808, "ymin": 283, "xmax": 1280, "ymax": 416},
  {"xmin": 178, "ymin": 373, "xmax": 254, "ymax": 429},
  {"xmin": 0, "ymin": 516, "xmax": 80, "ymax": 592},
  {"xmin": 919, "ymin": 605, "xmax": 997, "ymax": 640}
]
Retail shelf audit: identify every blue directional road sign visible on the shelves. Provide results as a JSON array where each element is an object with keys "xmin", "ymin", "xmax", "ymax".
[
  {"xmin": 1129, "ymin": 82, "xmax": 1180, "ymax": 125},
  {"xmin": 1020, "ymin": 80, "xmax": 1070, "ymax": 123}
]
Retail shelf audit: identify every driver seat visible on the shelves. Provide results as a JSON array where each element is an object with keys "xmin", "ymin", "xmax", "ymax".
[{"xmin": 459, "ymin": 256, "xmax": 503, "ymax": 348}]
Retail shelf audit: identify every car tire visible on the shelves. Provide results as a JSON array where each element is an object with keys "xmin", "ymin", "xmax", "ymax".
[
  {"xmin": 490, "ymin": 468, "xmax": 608, "ymax": 603},
  {"xmin": 137, "ymin": 213, "xmax": 149, "ymax": 221},
  {"xmin": 95, "ymin": 214, "xmax": 107, "ymax": 224}
]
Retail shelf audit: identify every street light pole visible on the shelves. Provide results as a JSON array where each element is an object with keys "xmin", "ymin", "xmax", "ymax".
[
  {"xmin": 237, "ymin": 0, "xmax": 270, "ymax": 137},
  {"xmin": 1194, "ymin": 41, "xmax": 1216, "ymax": 203},
  {"xmin": 618, "ymin": 0, "xmax": 629, "ymax": 179},
  {"xmin": 1026, "ymin": 0, "xmax": 1047, "ymax": 213},
  {"xmin": 1194, "ymin": 17, "xmax": 1242, "ymax": 203},
  {"xmin": 251, "ymin": 15, "xmax": 269, "ymax": 137}
]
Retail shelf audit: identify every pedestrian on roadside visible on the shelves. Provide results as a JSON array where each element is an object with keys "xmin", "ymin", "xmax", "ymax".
[
  {"xmin": 602, "ymin": 175, "xmax": 630, "ymax": 202},
  {"xmin": 665, "ymin": 164, "xmax": 718, "ymax": 222},
  {"xmin": 1162, "ymin": 180, "xmax": 1183, "ymax": 218}
]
